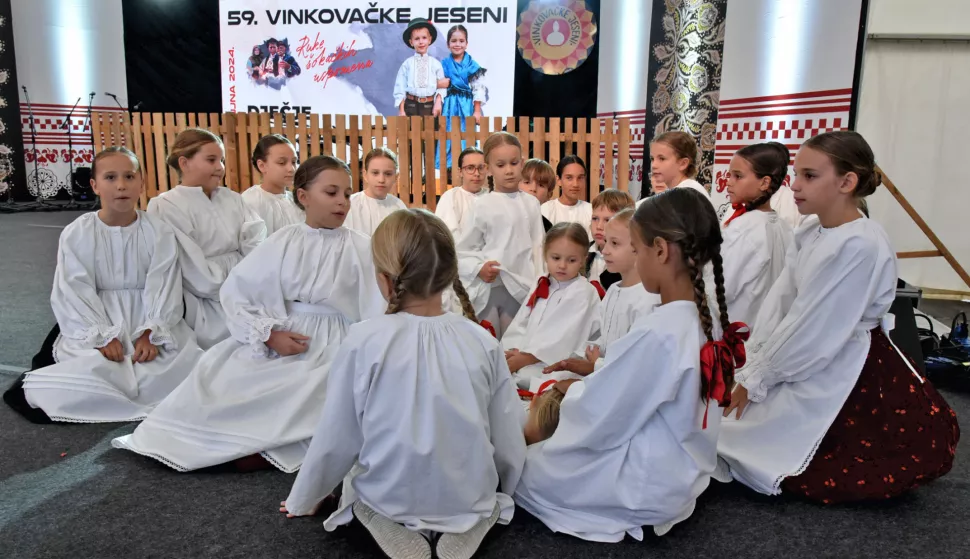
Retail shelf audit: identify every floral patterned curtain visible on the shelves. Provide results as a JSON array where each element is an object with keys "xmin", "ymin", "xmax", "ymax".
[
  {"xmin": 0, "ymin": 0, "xmax": 24, "ymax": 201},
  {"xmin": 644, "ymin": 0, "xmax": 727, "ymax": 191}
]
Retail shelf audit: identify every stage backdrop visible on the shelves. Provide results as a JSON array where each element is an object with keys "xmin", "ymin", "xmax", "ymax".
[
  {"xmin": 219, "ymin": 0, "xmax": 517, "ymax": 117},
  {"xmin": 710, "ymin": 0, "xmax": 865, "ymax": 219}
]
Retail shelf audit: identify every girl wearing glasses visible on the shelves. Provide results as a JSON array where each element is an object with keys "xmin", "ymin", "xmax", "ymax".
[{"xmin": 435, "ymin": 147, "xmax": 488, "ymax": 237}]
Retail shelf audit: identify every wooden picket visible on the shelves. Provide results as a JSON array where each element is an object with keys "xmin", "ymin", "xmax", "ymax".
[{"xmin": 90, "ymin": 112, "xmax": 636, "ymax": 208}]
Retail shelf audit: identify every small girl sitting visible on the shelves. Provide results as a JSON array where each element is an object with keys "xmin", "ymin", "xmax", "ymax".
[
  {"xmin": 242, "ymin": 134, "xmax": 304, "ymax": 235},
  {"xmin": 344, "ymin": 147, "xmax": 408, "ymax": 236},
  {"xmin": 544, "ymin": 208, "xmax": 660, "ymax": 377},
  {"xmin": 5, "ymin": 147, "xmax": 203, "ymax": 424},
  {"xmin": 502, "ymin": 222, "xmax": 601, "ymax": 389},
  {"xmin": 280, "ymin": 209, "xmax": 525, "ymax": 559}
]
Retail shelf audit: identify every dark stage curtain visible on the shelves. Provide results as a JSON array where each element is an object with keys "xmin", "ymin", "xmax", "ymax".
[
  {"xmin": 122, "ymin": 0, "xmax": 222, "ymax": 114},
  {"xmin": 0, "ymin": 0, "xmax": 28, "ymax": 201}
]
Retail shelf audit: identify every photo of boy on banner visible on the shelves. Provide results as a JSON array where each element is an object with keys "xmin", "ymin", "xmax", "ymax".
[
  {"xmin": 393, "ymin": 18, "xmax": 447, "ymax": 116},
  {"xmin": 248, "ymin": 38, "xmax": 302, "ymax": 90}
]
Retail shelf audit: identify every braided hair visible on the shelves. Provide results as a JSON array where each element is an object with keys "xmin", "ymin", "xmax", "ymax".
[
  {"xmin": 371, "ymin": 208, "xmax": 478, "ymax": 322},
  {"xmin": 631, "ymin": 187, "xmax": 728, "ymax": 343}
]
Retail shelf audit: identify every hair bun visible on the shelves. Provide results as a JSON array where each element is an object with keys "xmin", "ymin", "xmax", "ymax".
[{"xmin": 872, "ymin": 168, "xmax": 883, "ymax": 190}]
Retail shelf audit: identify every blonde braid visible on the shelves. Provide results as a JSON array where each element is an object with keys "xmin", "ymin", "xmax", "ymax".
[
  {"xmin": 385, "ymin": 277, "xmax": 407, "ymax": 315},
  {"xmin": 451, "ymin": 278, "xmax": 478, "ymax": 322}
]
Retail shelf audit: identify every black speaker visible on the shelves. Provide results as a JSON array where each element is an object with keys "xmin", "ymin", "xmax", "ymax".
[
  {"xmin": 890, "ymin": 281, "xmax": 925, "ymax": 375},
  {"xmin": 71, "ymin": 167, "xmax": 96, "ymax": 202}
]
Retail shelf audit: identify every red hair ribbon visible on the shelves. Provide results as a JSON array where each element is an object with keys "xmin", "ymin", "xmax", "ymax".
[
  {"xmin": 699, "ymin": 322, "xmax": 750, "ymax": 429},
  {"xmin": 590, "ymin": 280, "xmax": 606, "ymax": 299},
  {"xmin": 518, "ymin": 379, "xmax": 558, "ymax": 402},
  {"xmin": 723, "ymin": 203, "xmax": 747, "ymax": 227},
  {"xmin": 526, "ymin": 276, "xmax": 551, "ymax": 308},
  {"xmin": 479, "ymin": 320, "xmax": 496, "ymax": 338}
]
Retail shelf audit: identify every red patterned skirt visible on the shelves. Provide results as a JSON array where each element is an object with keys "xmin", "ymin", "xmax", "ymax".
[{"xmin": 782, "ymin": 328, "xmax": 960, "ymax": 504}]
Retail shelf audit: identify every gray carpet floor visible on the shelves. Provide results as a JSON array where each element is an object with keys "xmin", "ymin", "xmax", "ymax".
[{"xmin": 2, "ymin": 210, "xmax": 969, "ymax": 558}]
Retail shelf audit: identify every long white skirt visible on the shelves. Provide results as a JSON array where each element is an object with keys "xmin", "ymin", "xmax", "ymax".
[
  {"xmin": 112, "ymin": 302, "xmax": 351, "ymax": 472},
  {"xmin": 184, "ymin": 293, "xmax": 230, "ymax": 351},
  {"xmin": 23, "ymin": 290, "xmax": 203, "ymax": 423}
]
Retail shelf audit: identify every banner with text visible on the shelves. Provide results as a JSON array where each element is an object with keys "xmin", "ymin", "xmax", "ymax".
[{"xmin": 220, "ymin": 0, "xmax": 517, "ymax": 117}]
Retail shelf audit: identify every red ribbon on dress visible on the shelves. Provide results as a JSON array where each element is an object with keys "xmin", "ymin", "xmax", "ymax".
[
  {"xmin": 590, "ymin": 280, "xmax": 606, "ymax": 299},
  {"xmin": 479, "ymin": 320, "xmax": 496, "ymax": 338},
  {"xmin": 723, "ymin": 203, "xmax": 747, "ymax": 227},
  {"xmin": 526, "ymin": 276, "xmax": 551, "ymax": 308},
  {"xmin": 699, "ymin": 322, "xmax": 750, "ymax": 429}
]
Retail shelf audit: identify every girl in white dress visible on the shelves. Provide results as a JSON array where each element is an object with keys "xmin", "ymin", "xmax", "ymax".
[
  {"xmin": 4, "ymin": 148, "xmax": 203, "ymax": 424},
  {"xmin": 344, "ymin": 147, "xmax": 408, "ymax": 236},
  {"xmin": 456, "ymin": 132, "xmax": 546, "ymax": 339},
  {"xmin": 502, "ymin": 223, "xmax": 602, "ymax": 389},
  {"xmin": 147, "ymin": 128, "xmax": 266, "ymax": 350},
  {"xmin": 718, "ymin": 131, "xmax": 958, "ymax": 504},
  {"xmin": 241, "ymin": 134, "xmax": 304, "ymax": 235},
  {"xmin": 113, "ymin": 155, "xmax": 386, "ymax": 472},
  {"xmin": 716, "ymin": 142, "xmax": 794, "ymax": 329},
  {"xmin": 541, "ymin": 155, "xmax": 593, "ymax": 236},
  {"xmin": 280, "ymin": 209, "xmax": 526, "ymax": 559},
  {"xmin": 435, "ymin": 147, "xmax": 488, "ymax": 237},
  {"xmin": 544, "ymin": 208, "xmax": 660, "ymax": 378},
  {"xmin": 646, "ymin": 131, "xmax": 714, "ymax": 208},
  {"xmin": 515, "ymin": 187, "xmax": 748, "ymax": 542}
]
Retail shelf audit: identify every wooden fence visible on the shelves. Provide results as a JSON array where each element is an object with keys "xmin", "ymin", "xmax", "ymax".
[{"xmin": 90, "ymin": 112, "xmax": 636, "ymax": 211}]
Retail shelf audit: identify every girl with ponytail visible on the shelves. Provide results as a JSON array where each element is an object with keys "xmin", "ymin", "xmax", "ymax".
[
  {"xmin": 716, "ymin": 142, "xmax": 795, "ymax": 328},
  {"xmin": 514, "ymin": 187, "xmax": 749, "ymax": 542},
  {"xmin": 718, "ymin": 131, "xmax": 958, "ymax": 504},
  {"xmin": 282, "ymin": 209, "xmax": 526, "ymax": 559}
]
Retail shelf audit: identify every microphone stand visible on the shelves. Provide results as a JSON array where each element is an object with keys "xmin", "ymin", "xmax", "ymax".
[
  {"xmin": 62, "ymin": 96, "xmax": 82, "ymax": 208},
  {"xmin": 81, "ymin": 92, "xmax": 99, "ymax": 210},
  {"xmin": 21, "ymin": 86, "xmax": 49, "ymax": 209}
]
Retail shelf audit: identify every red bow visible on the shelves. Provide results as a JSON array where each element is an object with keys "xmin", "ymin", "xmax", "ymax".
[
  {"xmin": 590, "ymin": 280, "xmax": 606, "ymax": 299},
  {"xmin": 526, "ymin": 276, "xmax": 551, "ymax": 308},
  {"xmin": 699, "ymin": 322, "xmax": 750, "ymax": 429},
  {"xmin": 517, "ymin": 379, "xmax": 558, "ymax": 401},
  {"xmin": 723, "ymin": 203, "xmax": 747, "ymax": 227},
  {"xmin": 479, "ymin": 320, "xmax": 496, "ymax": 338}
]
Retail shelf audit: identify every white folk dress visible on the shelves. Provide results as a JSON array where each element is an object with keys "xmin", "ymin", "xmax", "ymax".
[
  {"xmin": 112, "ymin": 224, "xmax": 386, "ymax": 472},
  {"xmin": 593, "ymin": 282, "xmax": 660, "ymax": 369},
  {"xmin": 343, "ymin": 191, "xmax": 408, "ymax": 237},
  {"xmin": 456, "ymin": 191, "xmax": 546, "ymax": 315},
  {"xmin": 241, "ymin": 185, "xmax": 305, "ymax": 235},
  {"xmin": 514, "ymin": 301, "xmax": 721, "ymax": 542},
  {"xmin": 541, "ymin": 199, "xmax": 593, "ymax": 236},
  {"xmin": 714, "ymin": 210, "xmax": 793, "ymax": 330},
  {"xmin": 435, "ymin": 186, "xmax": 489, "ymax": 238},
  {"xmin": 502, "ymin": 276, "xmax": 602, "ymax": 388},
  {"xmin": 22, "ymin": 212, "xmax": 203, "ymax": 423},
  {"xmin": 717, "ymin": 216, "xmax": 898, "ymax": 495},
  {"xmin": 770, "ymin": 185, "xmax": 805, "ymax": 230},
  {"xmin": 147, "ymin": 185, "xmax": 266, "ymax": 350},
  {"xmin": 284, "ymin": 312, "xmax": 527, "ymax": 533},
  {"xmin": 635, "ymin": 179, "xmax": 715, "ymax": 209}
]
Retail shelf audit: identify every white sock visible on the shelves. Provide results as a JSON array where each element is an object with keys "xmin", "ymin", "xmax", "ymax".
[
  {"xmin": 353, "ymin": 501, "xmax": 432, "ymax": 559},
  {"xmin": 435, "ymin": 503, "xmax": 501, "ymax": 559}
]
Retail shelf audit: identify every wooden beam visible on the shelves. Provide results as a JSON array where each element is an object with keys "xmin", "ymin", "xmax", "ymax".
[
  {"xmin": 878, "ymin": 165, "xmax": 970, "ymax": 290},
  {"xmin": 897, "ymin": 250, "xmax": 943, "ymax": 259}
]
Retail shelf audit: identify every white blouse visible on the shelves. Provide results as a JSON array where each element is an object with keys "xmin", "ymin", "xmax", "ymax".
[
  {"xmin": 514, "ymin": 301, "xmax": 721, "ymax": 542},
  {"xmin": 344, "ymin": 191, "xmax": 408, "ymax": 237},
  {"xmin": 718, "ymin": 216, "xmax": 898, "ymax": 495},
  {"xmin": 435, "ymin": 186, "xmax": 489, "ymax": 237},
  {"xmin": 595, "ymin": 282, "xmax": 660, "ymax": 364},
  {"xmin": 541, "ymin": 199, "xmax": 593, "ymax": 237},
  {"xmin": 283, "ymin": 312, "xmax": 527, "ymax": 532},
  {"xmin": 456, "ymin": 191, "xmax": 546, "ymax": 313},
  {"xmin": 241, "ymin": 185, "xmax": 305, "ymax": 235},
  {"xmin": 714, "ymin": 210, "xmax": 793, "ymax": 330}
]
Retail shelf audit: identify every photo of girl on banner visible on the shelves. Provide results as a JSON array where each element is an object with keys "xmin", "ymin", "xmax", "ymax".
[
  {"xmin": 439, "ymin": 24, "xmax": 488, "ymax": 168},
  {"xmin": 249, "ymin": 38, "xmax": 302, "ymax": 90}
]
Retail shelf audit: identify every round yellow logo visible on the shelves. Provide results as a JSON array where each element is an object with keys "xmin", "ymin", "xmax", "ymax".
[{"xmin": 517, "ymin": 0, "xmax": 597, "ymax": 75}]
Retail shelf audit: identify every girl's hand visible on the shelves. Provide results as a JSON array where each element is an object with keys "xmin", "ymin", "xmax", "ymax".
[
  {"xmin": 432, "ymin": 98, "xmax": 443, "ymax": 117},
  {"xmin": 437, "ymin": 77, "xmax": 450, "ymax": 88},
  {"xmin": 398, "ymin": 103, "xmax": 407, "ymax": 117},
  {"xmin": 98, "ymin": 338, "xmax": 125, "ymax": 363},
  {"xmin": 542, "ymin": 358, "xmax": 594, "ymax": 376},
  {"xmin": 723, "ymin": 384, "xmax": 750, "ymax": 419},
  {"xmin": 132, "ymin": 331, "xmax": 159, "ymax": 363},
  {"xmin": 267, "ymin": 331, "xmax": 310, "ymax": 357},
  {"xmin": 473, "ymin": 106, "xmax": 483, "ymax": 125},
  {"xmin": 584, "ymin": 345, "xmax": 601, "ymax": 364},
  {"xmin": 479, "ymin": 261, "xmax": 500, "ymax": 283},
  {"xmin": 507, "ymin": 351, "xmax": 539, "ymax": 373}
]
